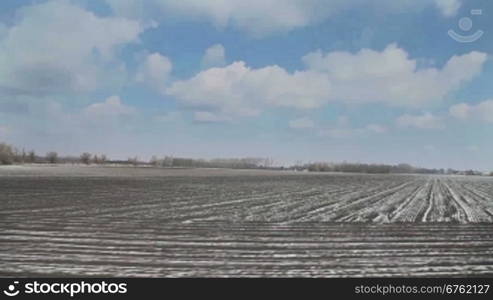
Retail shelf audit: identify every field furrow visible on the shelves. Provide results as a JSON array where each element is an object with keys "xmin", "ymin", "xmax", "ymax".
[{"xmin": 1, "ymin": 166, "xmax": 493, "ymax": 277}]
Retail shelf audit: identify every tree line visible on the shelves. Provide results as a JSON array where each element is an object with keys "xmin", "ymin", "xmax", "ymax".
[
  {"xmin": 148, "ymin": 156, "xmax": 274, "ymax": 169},
  {"xmin": 1, "ymin": 141, "xmax": 491, "ymax": 176},
  {"xmin": 291, "ymin": 162, "xmax": 488, "ymax": 176},
  {"xmin": 0, "ymin": 142, "xmax": 109, "ymax": 165}
]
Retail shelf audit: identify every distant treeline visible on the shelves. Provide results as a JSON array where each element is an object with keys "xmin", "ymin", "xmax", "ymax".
[
  {"xmin": 0, "ymin": 142, "xmax": 274, "ymax": 169},
  {"xmin": 291, "ymin": 162, "xmax": 486, "ymax": 176},
  {"xmin": 0, "ymin": 143, "xmax": 109, "ymax": 165},
  {"xmin": 148, "ymin": 156, "xmax": 274, "ymax": 169},
  {"xmin": 1, "ymin": 141, "xmax": 491, "ymax": 176}
]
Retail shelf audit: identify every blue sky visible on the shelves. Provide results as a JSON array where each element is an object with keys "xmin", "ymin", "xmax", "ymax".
[{"xmin": 0, "ymin": 0, "xmax": 492, "ymax": 170}]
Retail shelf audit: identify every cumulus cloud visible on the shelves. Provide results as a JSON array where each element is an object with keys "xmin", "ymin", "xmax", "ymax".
[
  {"xmin": 449, "ymin": 100, "xmax": 493, "ymax": 123},
  {"xmin": 396, "ymin": 112, "xmax": 444, "ymax": 129},
  {"xmin": 289, "ymin": 118, "xmax": 315, "ymax": 129},
  {"xmin": 136, "ymin": 53, "xmax": 173, "ymax": 93},
  {"xmin": 105, "ymin": 0, "xmax": 462, "ymax": 37},
  {"xmin": 167, "ymin": 61, "xmax": 331, "ymax": 117},
  {"xmin": 201, "ymin": 44, "xmax": 226, "ymax": 69},
  {"xmin": 0, "ymin": 0, "xmax": 143, "ymax": 95},
  {"xmin": 83, "ymin": 96, "xmax": 136, "ymax": 119},
  {"xmin": 302, "ymin": 44, "xmax": 487, "ymax": 107},
  {"xmin": 166, "ymin": 45, "xmax": 485, "ymax": 118}
]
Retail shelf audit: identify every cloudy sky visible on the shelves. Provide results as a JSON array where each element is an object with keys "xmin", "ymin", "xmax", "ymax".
[{"xmin": 0, "ymin": 0, "xmax": 492, "ymax": 170}]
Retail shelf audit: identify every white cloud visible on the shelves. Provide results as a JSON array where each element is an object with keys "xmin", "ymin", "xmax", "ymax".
[
  {"xmin": 396, "ymin": 112, "xmax": 444, "ymax": 129},
  {"xmin": 449, "ymin": 100, "xmax": 493, "ymax": 123},
  {"xmin": 302, "ymin": 44, "xmax": 487, "ymax": 107},
  {"xmin": 201, "ymin": 44, "xmax": 226, "ymax": 69},
  {"xmin": 83, "ymin": 96, "xmax": 136, "ymax": 119},
  {"xmin": 0, "ymin": 0, "xmax": 143, "ymax": 95},
  {"xmin": 194, "ymin": 111, "xmax": 231, "ymax": 123},
  {"xmin": 289, "ymin": 118, "xmax": 315, "ymax": 129},
  {"xmin": 105, "ymin": 0, "xmax": 462, "ymax": 37},
  {"xmin": 136, "ymin": 53, "xmax": 173, "ymax": 93},
  {"xmin": 166, "ymin": 45, "xmax": 485, "ymax": 118},
  {"xmin": 435, "ymin": 0, "xmax": 461, "ymax": 17},
  {"xmin": 166, "ymin": 61, "xmax": 331, "ymax": 117}
]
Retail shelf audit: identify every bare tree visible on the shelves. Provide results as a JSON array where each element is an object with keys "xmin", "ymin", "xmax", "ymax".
[
  {"xmin": 150, "ymin": 156, "xmax": 161, "ymax": 167},
  {"xmin": 128, "ymin": 156, "xmax": 139, "ymax": 166},
  {"xmin": 163, "ymin": 156, "xmax": 174, "ymax": 167},
  {"xmin": 27, "ymin": 150, "xmax": 36, "ymax": 163},
  {"xmin": 46, "ymin": 152, "xmax": 58, "ymax": 164},
  {"xmin": 12, "ymin": 148, "xmax": 23, "ymax": 163},
  {"xmin": 80, "ymin": 153, "xmax": 92, "ymax": 165},
  {"xmin": 21, "ymin": 149, "xmax": 27, "ymax": 163},
  {"xmin": 0, "ymin": 143, "xmax": 14, "ymax": 165}
]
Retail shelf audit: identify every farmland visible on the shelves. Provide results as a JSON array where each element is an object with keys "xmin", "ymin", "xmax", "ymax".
[{"xmin": 1, "ymin": 166, "xmax": 493, "ymax": 277}]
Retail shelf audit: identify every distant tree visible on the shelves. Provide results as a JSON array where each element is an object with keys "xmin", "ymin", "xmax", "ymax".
[
  {"xmin": 264, "ymin": 157, "xmax": 274, "ymax": 168},
  {"xmin": 27, "ymin": 150, "xmax": 36, "ymax": 163},
  {"xmin": 21, "ymin": 149, "xmax": 27, "ymax": 163},
  {"xmin": 150, "ymin": 156, "xmax": 161, "ymax": 167},
  {"xmin": 12, "ymin": 148, "xmax": 23, "ymax": 163},
  {"xmin": 100, "ymin": 154, "xmax": 108, "ymax": 164},
  {"xmin": 490, "ymin": 172, "xmax": 493, "ymax": 176},
  {"xmin": 163, "ymin": 156, "xmax": 174, "ymax": 167},
  {"xmin": 80, "ymin": 152, "xmax": 92, "ymax": 165},
  {"xmin": 0, "ymin": 143, "xmax": 14, "ymax": 165},
  {"xmin": 128, "ymin": 156, "xmax": 139, "ymax": 166},
  {"xmin": 46, "ymin": 152, "xmax": 58, "ymax": 164}
]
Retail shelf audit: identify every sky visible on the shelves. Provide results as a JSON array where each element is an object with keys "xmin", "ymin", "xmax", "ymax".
[{"xmin": 0, "ymin": 0, "xmax": 492, "ymax": 170}]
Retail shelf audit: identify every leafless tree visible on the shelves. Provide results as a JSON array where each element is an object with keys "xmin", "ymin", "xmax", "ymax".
[
  {"xmin": 150, "ymin": 156, "xmax": 162, "ymax": 167},
  {"xmin": 0, "ymin": 143, "xmax": 14, "ymax": 165},
  {"xmin": 128, "ymin": 156, "xmax": 139, "ymax": 166},
  {"xmin": 80, "ymin": 153, "xmax": 92, "ymax": 165},
  {"xmin": 27, "ymin": 150, "xmax": 36, "ymax": 163},
  {"xmin": 163, "ymin": 156, "xmax": 174, "ymax": 167},
  {"xmin": 46, "ymin": 152, "xmax": 58, "ymax": 164}
]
